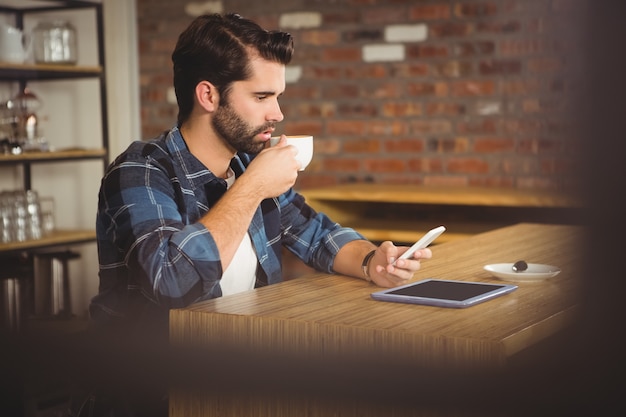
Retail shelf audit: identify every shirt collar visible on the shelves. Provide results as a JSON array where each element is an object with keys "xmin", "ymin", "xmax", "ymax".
[
  {"xmin": 164, "ymin": 126, "xmax": 250, "ymax": 191},
  {"xmin": 164, "ymin": 126, "xmax": 223, "ymax": 191}
]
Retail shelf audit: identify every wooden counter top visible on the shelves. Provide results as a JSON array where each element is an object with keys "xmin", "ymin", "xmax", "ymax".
[{"xmin": 170, "ymin": 223, "xmax": 585, "ymax": 416}]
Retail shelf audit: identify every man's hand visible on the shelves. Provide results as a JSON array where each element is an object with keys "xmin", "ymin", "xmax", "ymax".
[
  {"xmin": 368, "ymin": 241, "xmax": 433, "ymax": 288},
  {"xmin": 241, "ymin": 135, "xmax": 300, "ymax": 198}
]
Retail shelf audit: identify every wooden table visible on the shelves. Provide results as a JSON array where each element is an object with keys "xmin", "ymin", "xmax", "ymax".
[{"xmin": 169, "ymin": 223, "xmax": 585, "ymax": 416}]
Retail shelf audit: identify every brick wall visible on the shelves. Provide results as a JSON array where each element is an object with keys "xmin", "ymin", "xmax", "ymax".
[{"xmin": 136, "ymin": 0, "xmax": 586, "ymax": 191}]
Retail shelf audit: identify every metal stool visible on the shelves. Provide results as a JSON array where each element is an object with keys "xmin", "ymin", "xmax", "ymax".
[
  {"xmin": 0, "ymin": 258, "xmax": 32, "ymax": 332},
  {"xmin": 33, "ymin": 250, "xmax": 80, "ymax": 319}
]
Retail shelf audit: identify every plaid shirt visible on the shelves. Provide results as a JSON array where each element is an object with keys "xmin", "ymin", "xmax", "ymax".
[{"xmin": 89, "ymin": 127, "xmax": 364, "ymax": 331}]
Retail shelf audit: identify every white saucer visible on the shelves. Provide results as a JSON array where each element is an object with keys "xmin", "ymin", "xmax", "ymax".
[{"xmin": 483, "ymin": 263, "xmax": 561, "ymax": 282}]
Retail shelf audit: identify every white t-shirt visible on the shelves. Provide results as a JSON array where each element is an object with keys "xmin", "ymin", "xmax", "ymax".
[{"xmin": 219, "ymin": 168, "xmax": 258, "ymax": 296}]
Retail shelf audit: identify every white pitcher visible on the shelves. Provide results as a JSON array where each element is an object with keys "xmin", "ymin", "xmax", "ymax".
[{"xmin": 0, "ymin": 22, "xmax": 28, "ymax": 63}]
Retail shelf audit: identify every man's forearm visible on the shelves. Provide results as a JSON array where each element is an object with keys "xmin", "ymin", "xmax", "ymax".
[{"xmin": 199, "ymin": 179, "xmax": 264, "ymax": 269}]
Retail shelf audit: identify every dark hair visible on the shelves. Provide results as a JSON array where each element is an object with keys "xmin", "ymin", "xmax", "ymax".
[{"xmin": 171, "ymin": 13, "xmax": 294, "ymax": 126}]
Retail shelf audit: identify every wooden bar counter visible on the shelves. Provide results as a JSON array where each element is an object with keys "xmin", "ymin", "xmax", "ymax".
[
  {"xmin": 169, "ymin": 223, "xmax": 585, "ymax": 416},
  {"xmin": 299, "ymin": 184, "xmax": 582, "ymax": 244}
]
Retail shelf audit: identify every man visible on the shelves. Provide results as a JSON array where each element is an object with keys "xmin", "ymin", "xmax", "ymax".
[
  {"xmin": 77, "ymin": 12, "xmax": 435, "ymax": 417},
  {"xmin": 90, "ymin": 13, "xmax": 432, "ymax": 338}
]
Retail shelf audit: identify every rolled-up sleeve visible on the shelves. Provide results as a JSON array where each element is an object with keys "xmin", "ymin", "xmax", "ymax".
[{"xmin": 278, "ymin": 189, "xmax": 366, "ymax": 273}]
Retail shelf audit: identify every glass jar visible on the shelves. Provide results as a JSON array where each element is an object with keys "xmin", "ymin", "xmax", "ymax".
[{"xmin": 32, "ymin": 20, "xmax": 77, "ymax": 65}]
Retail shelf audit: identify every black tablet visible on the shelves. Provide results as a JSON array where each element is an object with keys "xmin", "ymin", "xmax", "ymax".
[{"xmin": 370, "ymin": 278, "xmax": 517, "ymax": 308}]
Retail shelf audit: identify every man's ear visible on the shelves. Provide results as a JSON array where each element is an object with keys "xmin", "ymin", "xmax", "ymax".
[{"xmin": 195, "ymin": 80, "xmax": 219, "ymax": 112}]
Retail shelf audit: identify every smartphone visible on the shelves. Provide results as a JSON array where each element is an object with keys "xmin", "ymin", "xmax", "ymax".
[{"xmin": 391, "ymin": 225, "xmax": 446, "ymax": 266}]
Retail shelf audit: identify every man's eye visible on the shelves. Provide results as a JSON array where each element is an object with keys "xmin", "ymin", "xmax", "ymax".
[{"xmin": 256, "ymin": 95, "xmax": 268, "ymax": 101}]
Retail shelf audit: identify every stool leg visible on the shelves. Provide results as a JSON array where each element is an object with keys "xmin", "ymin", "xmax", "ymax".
[
  {"xmin": 60, "ymin": 258, "xmax": 72, "ymax": 319},
  {"xmin": 2, "ymin": 278, "xmax": 21, "ymax": 331}
]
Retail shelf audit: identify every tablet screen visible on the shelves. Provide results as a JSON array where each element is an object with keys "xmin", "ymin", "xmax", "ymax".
[
  {"xmin": 387, "ymin": 280, "xmax": 504, "ymax": 301},
  {"xmin": 371, "ymin": 279, "xmax": 517, "ymax": 308}
]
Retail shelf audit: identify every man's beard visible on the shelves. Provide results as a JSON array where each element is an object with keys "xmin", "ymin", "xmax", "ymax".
[{"xmin": 212, "ymin": 101, "xmax": 274, "ymax": 154}]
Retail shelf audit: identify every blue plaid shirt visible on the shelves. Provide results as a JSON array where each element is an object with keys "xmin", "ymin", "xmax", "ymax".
[{"xmin": 89, "ymin": 127, "xmax": 365, "ymax": 331}]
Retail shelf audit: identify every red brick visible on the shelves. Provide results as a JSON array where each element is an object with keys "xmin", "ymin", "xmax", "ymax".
[
  {"xmin": 476, "ymin": 20, "xmax": 521, "ymax": 33},
  {"xmin": 479, "ymin": 60, "xmax": 522, "ymax": 75},
  {"xmin": 502, "ymin": 79, "xmax": 541, "ymax": 95},
  {"xmin": 473, "ymin": 138, "xmax": 516, "ymax": 153},
  {"xmin": 150, "ymin": 38, "xmax": 177, "ymax": 53},
  {"xmin": 446, "ymin": 158, "xmax": 490, "ymax": 174},
  {"xmin": 301, "ymin": 30, "xmax": 340, "ymax": 46},
  {"xmin": 327, "ymin": 120, "xmax": 367, "ymax": 136},
  {"xmin": 454, "ymin": 2, "xmax": 499, "ymax": 18},
  {"xmin": 296, "ymin": 175, "xmax": 338, "ymax": 190},
  {"xmin": 407, "ymin": 158, "xmax": 444, "ymax": 173},
  {"xmin": 391, "ymin": 63, "xmax": 430, "ymax": 77},
  {"xmin": 281, "ymin": 121, "xmax": 324, "ymax": 136},
  {"xmin": 243, "ymin": 15, "xmax": 279, "ymax": 31},
  {"xmin": 502, "ymin": 119, "xmax": 543, "ymax": 134},
  {"xmin": 429, "ymin": 22, "xmax": 474, "ymax": 38},
  {"xmin": 454, "ymin": 41, "xmax": 496, "ymax": 56},
  {"xmin": 369, "ymin": 120, "xmax": 410, "ymax": 136},
  {"xmin": 323, "ymin": 158, "xmax": 361, "ymax": 172},
  {"xmin": 384, "ymin": 138, "xmax": 425, "ymax": 153},
  {"xmin": 426, "ymin": 137, "xmax": 470, "ymax": 153},
  {"xmin": 451, "ymin": 80, "xmax": 497, "ymax": 96},
  {"xmin": 409, "ymin": 4, "xmax": 451, "ymax": 20},
  {"xmin": 322, "ymin": 84, "xmax": 360, "ymax": 99},
  {"xmin": 343, "ymin": 139, "xmax": 381, "ymax": 153},
  {"xmin": 322, "ymin": 47, "xmax": 361, "ymax": 62},
  {"xmin": 283, "ymin": 85, "xmax": 320, "ymax": 100},
  {"xmin": 382, "ymin": 102, "xmax": 423, "ymax": 117},
  {"xmin": 364, "ymin": 159, "xmax": 407, "ymax": 173},
  {"xmin": 346, "ymin": 65, "xmax": 389, "ymax": 79},
  {"xmin": 322, "ymin": 11, "xmax": 360, "ymax": 25},
  {"xmin": 361, "ymin": 7, "xmax": 409, "ymax": 25},
  {"xmin": 293, "ymin": 48, "xmax": 323, "ymax": 63},
  {"xmin": 305, "ymin": 66, "xmax": 344, "ymax": 80},
  {"xmin": 406, "ymin": 44, "xmax": 449, "ymax": 59},
  {"xmin": 410, "ymin": 120, "xmax": 453, "ymax": 135},
  {"xmin": 457, "ymin": 119, "xmax": 499, "ymax": 134},
  {"xmin": 289, "ymin": 103, "xmax": 337, "ymax": 119},
  {"xmin": 343, "ymin": 29, "xmax": 383, "ymax": 43},
  {"xmin": 338, "ymin": 103, "xmax": 379, "ymax": 117},
  {"xmin": 434, "ymin": 61, "xmax": 473, "ymax": 77},
  {"xmin": 425, "ymin": 102, "xmax": 467, "ymax": 116},
  {"xmin": 368, "ymin": 84, "xmax": 402, "ymax": 99},
  {"xmin": 406, "ymin": 82, "xmax": 448, "ymax": 97},
  {"xmin": 313, "ymin": 136, "xmax": 342, "ymax": 155}
]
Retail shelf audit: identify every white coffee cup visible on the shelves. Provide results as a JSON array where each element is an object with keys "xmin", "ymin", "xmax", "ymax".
[{"xmin": 269, "ymin": 135, "xmax": 313, "ymax": 171}]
